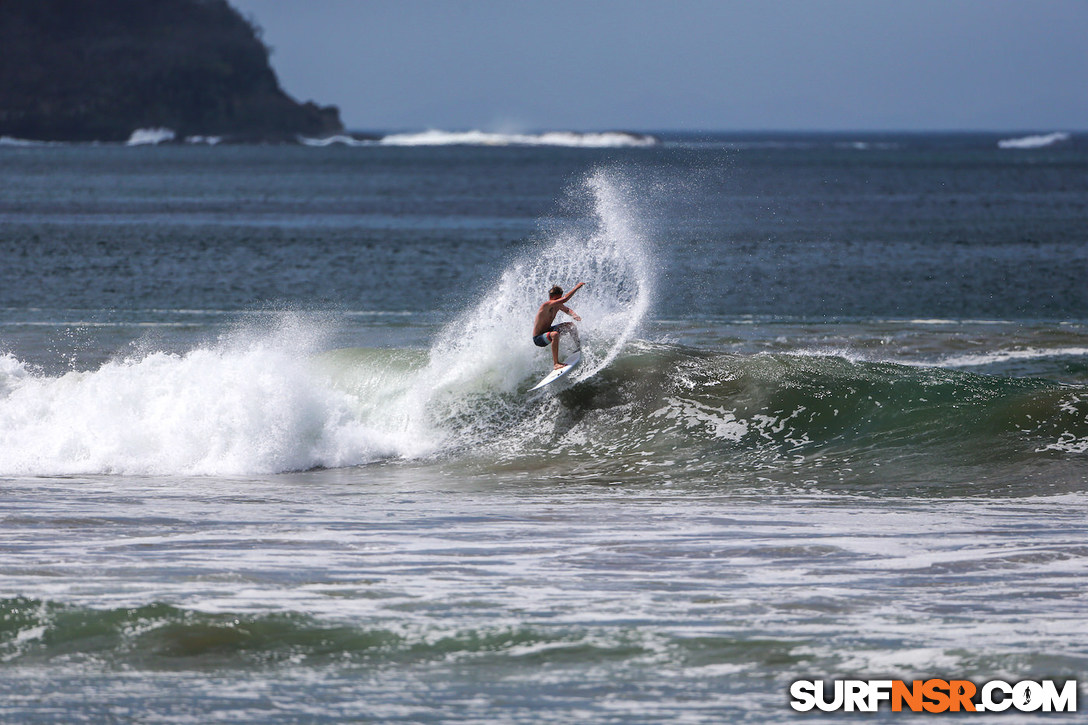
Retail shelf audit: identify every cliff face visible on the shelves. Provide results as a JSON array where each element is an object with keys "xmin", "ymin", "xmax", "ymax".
[{"xmin": 0, "ymin": 0, "xmax": 343, "ymax": 142}]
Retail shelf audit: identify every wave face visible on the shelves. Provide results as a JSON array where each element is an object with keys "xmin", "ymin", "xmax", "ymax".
[
  {"xmin": 0, "ymin": 596, "xmax": 668, "ymax": 668},
  {"xmin": 997, "ymin": 132, "xmax": 1070, "ymax": 149},
  {"xmin": 0, "ymin": 169, "xmax": 655, "ymax": 476},
  {"xmin": 456, "ymin": 344, "xmax": 1088, "ymax": 492}
]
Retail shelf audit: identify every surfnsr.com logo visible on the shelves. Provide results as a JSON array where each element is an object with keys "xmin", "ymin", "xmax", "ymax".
[{"xmin": 790, "ymin": 679, "xmax": 1078, "ymax": 713}]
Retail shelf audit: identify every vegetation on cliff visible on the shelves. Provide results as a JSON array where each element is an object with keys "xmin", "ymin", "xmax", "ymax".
[{"xmin": 0, "ymin": 0, "xmax": 343, "ymax": 142}]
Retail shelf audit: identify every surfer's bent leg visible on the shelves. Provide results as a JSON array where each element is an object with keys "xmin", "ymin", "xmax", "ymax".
[
  {"xmin": 555, "ymin": 322, "xmax": 580, "ymax": 352},
  {"xmin": 550, "ymin": 331, "xmax": 564, "ymax": 368}
]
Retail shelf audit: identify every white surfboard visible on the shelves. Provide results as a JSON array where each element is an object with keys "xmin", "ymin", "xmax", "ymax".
[{"xmin": 529, "ymin": 350, "xmax": 582, "ymax": 391}]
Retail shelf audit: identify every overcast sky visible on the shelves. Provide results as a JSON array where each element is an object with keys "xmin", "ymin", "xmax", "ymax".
[{"xmin": 229, "ymin": 0, "xmax": 1087, "ymax": 133}]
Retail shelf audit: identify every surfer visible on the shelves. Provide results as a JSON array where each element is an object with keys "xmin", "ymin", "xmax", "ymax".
[{"xmin": 533, "ymin": 282, "xmax": 585, "ymax": 369}]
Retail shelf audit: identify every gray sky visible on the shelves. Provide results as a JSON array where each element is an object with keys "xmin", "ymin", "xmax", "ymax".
[{"xmin": 230, "ymin": 0, "xmax": 1087, "ymax": 132}]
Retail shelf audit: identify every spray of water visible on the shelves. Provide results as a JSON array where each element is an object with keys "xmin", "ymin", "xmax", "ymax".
[{"xmin": 425, "ymin": 168, "xmax": 654, "ymax": 388}]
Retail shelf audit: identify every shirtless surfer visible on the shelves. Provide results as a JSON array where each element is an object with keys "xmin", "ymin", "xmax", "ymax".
[{"xmin": 532, "ymin": 282, "xmax": 585, "ymax": 369}]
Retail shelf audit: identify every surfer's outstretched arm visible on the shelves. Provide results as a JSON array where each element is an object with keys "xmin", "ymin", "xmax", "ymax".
[
  {"xmin": 555, "ymin": 282, "xmax": 585, "ymax": 321},
  {"xmin": 559, "ymin": 282, "xmax": 585, "ymax": 304}
]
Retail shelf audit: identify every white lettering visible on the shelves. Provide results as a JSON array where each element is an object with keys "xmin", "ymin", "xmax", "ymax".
[
  {"xmin": 790, "ymin": 677, "xmax": 1077, "ymax": 714},
  {"xmin": 867, "ymin": 680, "xmax": 893, "ymax": 711},
  {"xmin": 815, "ymin": 680, "xmax": 844, "ymax": 712},
  {"xmin": 789, "ymin": 680, "xmax": 817, "ymax": 712},
  {"xmin": 1014, "ymin": 680, "xmax": 1044, "ymax": 712},
  {"xmin": 1040, "ymin": 680, "xmax": 1077, "ymax": 712},
  {"xmin": 982, "ymin": 680, "xmax": 1013, "ymax": 712},
  {"xmin": 844, "ymin": 680, "xmax": 869, "ymax": 712}
]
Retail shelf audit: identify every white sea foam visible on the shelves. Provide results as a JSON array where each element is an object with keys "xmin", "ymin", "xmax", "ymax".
[
  {"xmin": 997, "ymin": 132, "xmax": 1070, "ymax": 149},
  {"xmin": 901, "ymin": 318, "xmax": 1013, "ymax": 325},
  {"xmin": 787, "ymin": 343, "xmax": 1088, "ymax": 370},
  {"xmin": 937, "ymin": 346, "xmax": 1088, "ymax": 368},
  {"xmin": 378, "ymin": 130, "xmax": 658, "ymax": 148},
  {"xmin": 299, "ymin": 134, "xmax": 372, "ymax": 147},
  {"xmin": 0, "ymin": 316, "xmax": 421, "ymax": 476},
  {"xmin": 126, "ymin": 128, "xmax": 176, "ymax": 146}
]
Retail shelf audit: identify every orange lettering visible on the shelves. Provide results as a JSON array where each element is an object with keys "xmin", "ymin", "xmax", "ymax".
[
  {"xmin": 922, "ymin": 679, "xmax": 951, "ymax": 713},
  {"xmin": 949, "ymin": 680, "xmax": 977, "ymax": 712},
  {"xmin": 892, "ymin": 680, "xmax": 924, "ymax": 712}
]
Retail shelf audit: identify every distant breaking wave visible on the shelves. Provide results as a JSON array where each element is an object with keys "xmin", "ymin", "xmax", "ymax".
[
  {"xmin": 382, "ymin": 130, "xmax": 658, "ymax": 147},
  {"xmin": 123, "ymin": 129, "xmax": 222, "ymax": 146},
  {"xmin": 301, "ymin": 130, "xmax": 659, "ymax": 148},
  {"xmin": 126, "ymin": 128, "xmax": 176, "ymax": 146},
  {"xmin": 997, "ymin": 132, "xmax": 1070, "ymax": 149},
  {"xmin": 299, "ymin": 134, "xmax": 371, "ymax": 147},
  {"xmin": 936, "ymin": 346, "xmax": 1088, "ymax": 368},
  {"xmin": 0, "ymin": 136, "xmax": 52, "ymax": 147}
]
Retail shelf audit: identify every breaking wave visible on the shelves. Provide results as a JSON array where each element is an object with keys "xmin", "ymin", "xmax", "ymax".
[
  {"xmin": 997, "ymin": 132, "xmax": 1071, "ymax": 149},
  {"xmin": 4, "ymin": 337, "xmax": 1087, "ymax": 485},
  {"xmin": 126, "ymin": 128, "xmax": 177, "ymax": 146},
  {"xmin": 936, "ymin": 346, "xmax": 1088, "ymax": 368},
  {"xmin": 380, "ymin": 130, "xmax": 658, "ymax": 147},
  {"xmin": 0, "ymin": 136, "xmax": 52, "ymax": 147},
  {"xmin": 2, "ymin": 160, "xmax": 1084, "ymax": 483},
  {"xmin": 0, "ymin": 169, "xmax": 655, "ymax": 476},
  {"xmin": 301, "ymin": 130, "xmax": 659, "ymax": 148}
]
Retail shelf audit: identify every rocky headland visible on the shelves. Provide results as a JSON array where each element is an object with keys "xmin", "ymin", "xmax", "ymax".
[{"xmin": 0, "ymin": 0, "xmax": 343, "ymax": 143}]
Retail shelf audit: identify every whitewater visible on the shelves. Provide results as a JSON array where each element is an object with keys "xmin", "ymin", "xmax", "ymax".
[{"xmin": 301, "ymin": 129, "xmax": 659, "ymax": 148}]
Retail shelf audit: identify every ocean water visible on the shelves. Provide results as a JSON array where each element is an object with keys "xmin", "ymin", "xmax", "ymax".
[{"xmin": 1, "ymin": 131, "xmax": 1086, "ymax": 722}]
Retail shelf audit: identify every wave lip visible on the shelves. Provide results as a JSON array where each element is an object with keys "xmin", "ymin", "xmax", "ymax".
[
  {"xmin": 377, "ymin": 129, "xmax": 658, "ymax": 148},
  {"xmin": 997, "ymin": 132, "xmax": 1070, "ymax": 149}
]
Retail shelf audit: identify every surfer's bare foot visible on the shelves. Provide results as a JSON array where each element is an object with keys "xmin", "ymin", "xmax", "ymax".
[{"xmin": 554, "ymin": 362, "xmax": 567, "ymax": 370}]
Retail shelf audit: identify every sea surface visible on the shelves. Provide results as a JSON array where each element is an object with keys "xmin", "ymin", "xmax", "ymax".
[{"xmin": 1, "ymin": 131, "xmax": 1086, "ymax": 722}]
